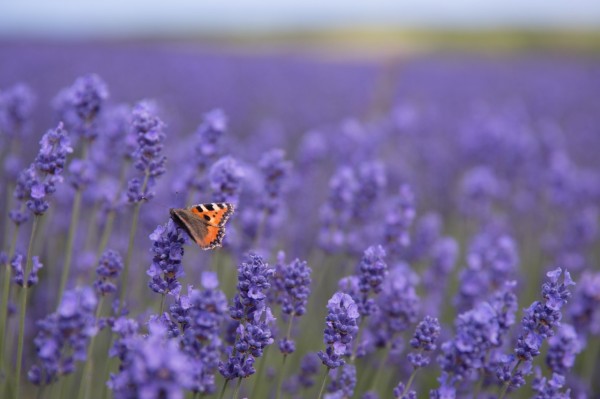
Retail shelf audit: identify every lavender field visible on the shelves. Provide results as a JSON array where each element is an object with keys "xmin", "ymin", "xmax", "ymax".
[{"xmin": 0, "ymin": 42, "xmax": 599, "ymax": 399}]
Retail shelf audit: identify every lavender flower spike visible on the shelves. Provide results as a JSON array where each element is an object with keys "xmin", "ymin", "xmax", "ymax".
[
  {"xmin": 147, "ymin": 220, "xmax": 187, "ymax": 297},
  {"xmin": 497, "ymin": 268, "xmax": 575, "ymax": 397},
  {"xmin": 318, "ymin": 292, "xmax": 359, "ymax": 369}
]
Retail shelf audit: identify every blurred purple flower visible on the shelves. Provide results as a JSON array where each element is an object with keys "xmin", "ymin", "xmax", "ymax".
[
  {"xmin": 170, "ymin": 273, "xmax": 228, "ymax": 394},
  {"xmin": 127, "ymin": 102, "xmax": 167, "ymax": 203},
  {"xmin": 28, "ymin": 287, "xmax": 97, "ymax": 385},
  {"xmin": 94, "ymin": 249, "xmax": 124, "ymax": 296},
  {"xmin": 108, "ymin": 320, "xmax": 194, "ymax": 399},
  {"xmin": 209, "ymin": 155, "xmax": 244, "ymax": 204},
  {"xmin": 0, "ymin": 82, "xmax": 36, "ymax": 138}
]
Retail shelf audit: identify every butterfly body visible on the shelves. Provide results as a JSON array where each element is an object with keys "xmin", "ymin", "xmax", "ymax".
[{"xmin": 169, "ymin": 203, "xmax": 234, "ymax": 249}]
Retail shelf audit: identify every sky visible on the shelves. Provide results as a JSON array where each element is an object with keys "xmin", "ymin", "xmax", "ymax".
[{"xmin": 1, "ymin": 0, "xmax": 600, "ymax": 38}]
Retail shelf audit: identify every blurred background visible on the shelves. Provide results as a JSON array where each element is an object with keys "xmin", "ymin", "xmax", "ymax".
[{"xmin": 1, "ymin": 0, "xmax": 600, "ymax": 138}]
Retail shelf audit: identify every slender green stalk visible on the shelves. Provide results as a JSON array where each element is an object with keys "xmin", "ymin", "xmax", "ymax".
[
  {"xmin": 350, "ymin": 317, "xmax": 367, "ymax": 362},
  {"xmin": 402, "ymin": 369, "xmax": 418, "ymax": 396},
  {"xmin": 89, "ymin": 158, "xmax": 130, "ymax": 285},
  {"xmin": 83, "ymin": 201, "xmax": 100, "ymax": 252},
  {"xmin": 218, "ymin": 379, "xmax": 229, "ymax": 399},
  {"xmin": 366, "ymin": 342, "xmax": 392, "ymax": 393},
  {"xmin": 275, "ymin": 354, "xmax": 289, "ymax": 399},
  {"xmin": 249, "ymin": 346, "xmax": 270, "ymax": 398},
  {"xmin": 0, "ymin": 219, "xmax": 21, "ymax": 379},
  {"xmin": 87, "ymin": 209, "xmax": 116, "ymax": 285},
  {"xmin": 77, "ymin": 297, "xmax": 104, "ymax": 399},
  {"xmin": 119, "ymin": 172, "xmax": 149, "ymax": 310},
  {"xmin": 57, "ymin": 187, "xmax": 83, "ymax": 306},
  {"xmin": 159, "ymin": 294, "xmax": 165, "ymax": 314},
  {"xmin": 15, "ymin": 215, "xmax": 41, "ymax": 399},
  {"xmin": 275, "ymin": 315, "xmax": 295, "ymax": 399},
  {"xmin": 232, "ymin": 378, "xmax": 243, "ymax": 399},
  {"xmin": 316, "ymin": 368, "xmax": 329, "ymax": 399}
]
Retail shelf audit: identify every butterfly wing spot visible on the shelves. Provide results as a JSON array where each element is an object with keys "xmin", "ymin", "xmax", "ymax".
[{"xmin": 172, "ymin": 203, "xmax": 235, "ymax": 250}]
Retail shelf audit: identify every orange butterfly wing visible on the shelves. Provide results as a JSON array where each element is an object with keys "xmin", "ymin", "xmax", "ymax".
[{"xmin": 187, "ymin": 203, "xmax": 234, "ymax": 249}]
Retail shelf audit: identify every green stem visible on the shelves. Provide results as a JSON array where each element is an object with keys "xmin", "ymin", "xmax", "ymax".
[
  {"xmin": 15, "ymin": 215, "xmax": 41, "ymax": 399},
  {"xmin": 77, "ymin": 297, "xmax": 104, "ymax": 399},
  {"xmin": 275, "ymin": 354, "xmax": 288, "ymax": 399},
  {"xmin": 350, "ymin": 317, "xmax": 367, "ymax": 362},
  {"xmin": 402, "ymin": 369, "xmax": 418, "ymax": 396},
  {"xmin": 0, "ymin": 220, "xmax": 21, "ymax": 380},
  {"xmin": 232, "ymin": 378, "xmax": 243, "ymax": 399},
  {"xmin": 218, "ymin": 379, "xmax": 230, "ymax": 399},
  {"xmin": 250, "ymin": 346, "xmax": 270, "ymax": 398},
  {"xmin": 316, "ymin": 368, "xmax": 329, "ymax": 399},
  {"xmin": 275, "ymin": 314, "xmax": 295, "ymax": 399},
  {"xmin": 57, "ymin": 187, "xmax": 83, "ymax": 307},
  {"xmin": 367, "ymin": 341, "xmax": 392, "ymax": 393},
  {"xmin": 119, "ymin": 172, "xmax": 149, "ymax": 310},
  {"xmin": 159, "ymin": 294, "xmax": 165, "ymax": 314}
]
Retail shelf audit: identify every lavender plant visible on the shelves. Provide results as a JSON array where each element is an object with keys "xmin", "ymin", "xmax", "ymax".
[{"xmin": 0, "ymin": 49, "xmax": 599, "ymax": 399}]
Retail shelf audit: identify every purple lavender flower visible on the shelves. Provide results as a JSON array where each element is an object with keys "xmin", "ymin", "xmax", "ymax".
[
  {"xmin": 458, "ymin": 166, "xmax": 502, "ymax": 220},
  {"xmin": 408, "ymin": 316, "xmax": 441, "ymax": 368},
  {"xmin": 94, "ymin": 250, "xmax": 124, "ymax": 296},
  {"xmin": 327, "ymin": 363, "xmax": 356, "ymax": 398},
  {"xmin": 569, "ymin": 271, "xmax": 600, "ymax": 336},
  {"xmin": 422, "ymin": 237, "xmax": 458, "ymax": 317},
  {"xmin": 20, "ymin": 122, "xmax": 73, "ymax": 215},
  {"xmin": 438, "ymin": 302, "xmax": 501, "ymax": 381},
  {"xmin": 273, "ymin": 253, "xmax": 312, "ymax": 317},
  {"xmin": 383, "ymin": 184, "xmax": 416, "ymax": 258},
  {"xmin": 371, "ymin": 263, "xmax": 419, "ymax": 347},
  {"xmin": 258, "ymin": 148, "xmax": 292, "ymax": 215},
  {"xmin": 28, "ymin": 287, "xmax": 97, "ymax": 385},
  {"xmin": 209, "ymin": 155, "xmax": 244, "ymax": 204},
  {"xmin": 352, "ymin": 161, "xmax": 386, "ymax": 221},
  {"xmin": 318, "ymin": 292, "xmax": 359, "ymax": 369},
  {"xmin": 393, "ymin": 383, "xmax": 416, "ymax": 399},
  {"xmin": 108, "ymin": 321, "xmax": 194, "ymax": 399},
  {"xmin": 181, "ymin": 109, "xmax": 227, "ymax": 193},
  {"xmin": 408, "ymin": 212, "xmax": 443, "ymax": 262},
  {"xmin": 220, "ymin": 253, "xmax": 275, "ymax": 380},
  {"xmin": 54, "ymin": 74, "xmax": 108, "ymax": 139},
  {"xmin": 318, "ymin": 166, "xmax": 358, "ymax": 253},
  {"xmin": 147, "ymin": 219, "xmax": 186, "ymax": 297},
  {"xmin": 68, "ymin": 158, "xmax": 96, "ymax": 190},
  {"xmin": 497, "ymin": 268, "xmax": 575, "ymax": 394},
  {"xmin": 126, "ymin": 102, "xmax": 167, "ymax": 203},
  {"xmin": 272, "ymin": 252, "xmax": 312, "ymax": 355},
  {"xmin": 195, "ymin": 109, "xmax": 227, "ymax": 168},
  {"xmin": 456, "ymin": 231, "xmax": 518, "ymax": 311},
  {"xmin": 169, "ymin": 273, "xmax": 228, "ymax": 394},
  {"xmin": 11, "ymin": 253, "xmax": 42, "ymax": 287},
  {"xmin": 546, "ymin": 324, "xmax": 582, "ymax": 376},
  {"xmin": 70, "ymin": 74, "xmax": 108, "ymax": 119},
  {"xmin": 0, "ymin": 83, "xmax": 36, "ymax": 138},
  {"xmin": 532, "ymin": 369, "xmax": 571, "ymax": 399}
]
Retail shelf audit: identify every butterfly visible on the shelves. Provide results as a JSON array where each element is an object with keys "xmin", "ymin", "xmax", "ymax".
[{"xmin": 169, "ymin": 203, "xmax": 234, "ymax": 250}]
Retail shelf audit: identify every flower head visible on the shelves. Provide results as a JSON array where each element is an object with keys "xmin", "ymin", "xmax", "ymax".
[
  {"xmin": 108, "ymin": 321, "xmax": 194, "ymax": 399},
  {"xmin": 28, "ymin": 287, "xmax": 97, "ymax": 385},
  {"xmin": 318, "ymin": 292, "xmax": 359, "ymax": 369},
  {"xmin": 147, "ymin": 220, "xmax": 187, "ymax": 297},
  {"xmin": 94, "ymin": 250, "xmax": 124, "ymax": 296}
]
